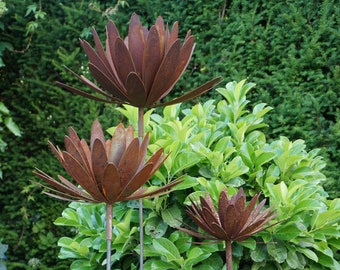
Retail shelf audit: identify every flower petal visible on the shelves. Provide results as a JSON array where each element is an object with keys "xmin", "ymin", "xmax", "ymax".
[
  {"xmin": 108, "ymin": 123, "xmax": 126, "ymax": 165},
  {"xmin": 88, "ymin": 63, "xmax": 128, "ymax": 101},
  {"xmin": 147, "ymin": 40, "xmax": 180, "ymax": 106},
  {"xmin": 62, "ymin": 151, "xmax": 106, "ymax": 201},
  {"xmin": 113, "ymin": 38, "xmax": 136, "ymax": 86},
  {"xmin": 126, "ymin": 72, "xmax": 147, "ymax": 107},
  {"xmin": 155, "ymin": 76, "xmax": 222, "ymax": 107},
  {"xmin": 91, "ymin": 138, "xmax": 108, "ymax": 190},
  {"xmin": 143, "ymin": 26, "xmax": 162, "ymax": 92},
  {"xmin": 101, "ymin": 162, "xmax": 121, "ymax": 202},
  {"xmin": 120, "ymin": 163, "xmax": 154, "ymax": 197},
  {"xmin": 128, "ymin": 13, "xmax": 145, "ymax": 76},
  {"xmin": 118, "ymin": 138, "xmax": 140, "ymax": 185}
]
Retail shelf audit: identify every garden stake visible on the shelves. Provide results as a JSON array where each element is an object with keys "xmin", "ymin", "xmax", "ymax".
[
  {"xmin": 34, "ymin": 120, "xmax": 182, "ymax": 269},
  {"xmin": 177, "ymin": 188, "xmax": 277, "ymax": 270},
  {"xmin": 138, "ymin": 106, "xmax": 145, "ymax": 270},
  {"xmin": 106, "ymin": 203, "xmax": 112, "ymax": 270}
]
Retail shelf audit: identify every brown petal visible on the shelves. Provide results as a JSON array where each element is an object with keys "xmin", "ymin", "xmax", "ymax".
[
  {"xmin": 57, "ymin": 66, "xmax": 117, "ymax": 100},
  {"xmin": 186, "ymin": 207, "xmax": 217, "ymax": 237},
  {"xmin": 126, "ymin": 72, "xmax": 147, "ymax": 107},
  {"xmin": 138, "ymin": 133, "xmax": 150, "ymax": 167},
  {"xmin": 155, "ymin": 16, "xmax": 166, "ymax": 55},
  {"xmin": 120, "ymin": 163, "xmax": 154, "ymax": 198},
  {"xmin": 176, "ymin": 223, "xmax": 216, "ymax": 240},
  {"xmin": 68, "ymin": 127, "xmax": 93, "ymax": 177},
  {"xmin": 155, "ymin": 76, "xmax": 222, "ymax": 107},
  {"xmin": 218, "ymin": 190, "xmax": 229, "ymax": 226},
  {"xmin": 81, "ymin": 39, "xmax": 112, "ymax": 79},
  {"xmin": 64, "ymin": 136, "xmax": 92, "ymax": 177},
  {"xmin": 62, "ymin": 151, "xmax": 106, "ymax": 201},
  {"xmin": 90, "ymin": 120, "xmax": 105, "ymax": 151},
  {"xmin": 56, "ymin": 81, "xmax": 112, "ymax": 103},
  {"xmin": 158, "ymin": 35, "xmax": 195, "ymax": 101},
  {"xmin": 166, "ymin": 22, "xmax": 179, "ymax": 52},
  {"xmin": 125, "ymin": 125, "xmax": 135, "ymax": 147},
  {"xmin": 145, "ymin": 148, "xmax": 166, "ymax": 176},
  {"xmin": 143, "ymin": 26, "xmax": 162, "ymax": 92},
  {"xmin": 128, "ymin": 13, "xmax": 145, "ymax": 76},
  {"xmin": 101, "ymin": 162, "xmax": 122, "ymax": 202},
  {"xmin": 146, "ymin": 40, "xmax": 181, "ymax": 106},
  {"xmin": 113, "ymin": 38, "xmax": 136, "ymax": 86},
  {"xmin": 34, "ymin": 169, "xmax": 84, "ymax": 198},
  {"xmin": 88, "ymin": 63, "xmax": 128, "ymax": 101},
  {"xmin": 118, "ymin": 138, "xmax": 140, "ymax": 185},
  {"xmin": 108, "ymin": 123, "xmax": 126, "ymax": 165},
  {"xmin": 127, "ymin": 178, "xmax": 182, "ymax": 200},
  {"xmin": 91, "ymin": 138, "xmax": 108, "ymax": 190},
  {"xmin": 221, "ymin": 204, "xmax": 237, "ymax": 237},
  {"xmin": 92, "ymin": 27, "xmax": 115, "ymax": 78}
]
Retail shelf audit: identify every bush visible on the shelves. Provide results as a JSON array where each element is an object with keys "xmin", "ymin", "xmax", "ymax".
[{"xmin": 54, "ymin": 81, "xmax": 340, "ymax": 269}]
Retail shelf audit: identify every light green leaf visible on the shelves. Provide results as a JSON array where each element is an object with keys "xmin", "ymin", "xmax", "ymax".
[
  {"xmin": 161, "ymin": 206, "xmax": 182, "ymax": 227},
  {"xmin": 296, "ymin": 247, "xmax": 318, "ymax": 262},
  {"xmin": 4, "ymin": 117, "xmax": 21, "ymax": 136},
  {"xmin": 266, "ymin": 242, "xmax": 287, "ymax": 263},
  {"xmin": 152, "ymin": 238, "xmax": 182, "ymax": 263},
  {"xmin": 0, "ymin": 102, "xmax": 9, "ymax": 114},
  {"xmin": 274, "ymin": 223, "xmax": 301, "ymax": 240}
]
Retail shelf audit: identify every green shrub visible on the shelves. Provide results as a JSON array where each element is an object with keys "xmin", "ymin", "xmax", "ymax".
[{"xmin": 55, "ymin": 81, "xmax": 340, "ymax": 269}]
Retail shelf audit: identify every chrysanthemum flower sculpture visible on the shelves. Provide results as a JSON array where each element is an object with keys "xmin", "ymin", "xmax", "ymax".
[
  {"xmin": 34, "ymin": 120, "xmax": 181, "ymax": 269},
  {"xmin": 56, "ymin": 13, "xmax": 221, "ymax": 108},
  {"xmin": 177, "ymin": 188, "xmax": 277, "ymax": 270}
]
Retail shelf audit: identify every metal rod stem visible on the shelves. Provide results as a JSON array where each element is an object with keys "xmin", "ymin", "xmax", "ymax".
[{"xmin": 138, "ymin": 107, "xmax": 144, "ymax": 270}]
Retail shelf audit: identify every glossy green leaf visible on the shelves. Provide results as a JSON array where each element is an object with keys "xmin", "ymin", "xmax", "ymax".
[{"xmin": 152, "ymin": 238, "xmax": 182, "ymax": 263}]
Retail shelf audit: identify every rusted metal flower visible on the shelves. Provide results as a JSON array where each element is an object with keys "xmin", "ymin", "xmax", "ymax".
[
  {"xmin": 177, "ymin": 188, "xmax": 277, "ymax": 270},
  {"xmin": 33, "ymin": 119, "xmax": 180, "ymax": 203},
  {"xmin": 56, "ymin": 13, "xmax": 221, "ymax": 108}
]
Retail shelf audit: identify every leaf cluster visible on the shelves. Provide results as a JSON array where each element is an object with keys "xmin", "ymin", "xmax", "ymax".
[{"xmin": 55, "ymin": 81, "xmax": 339, "ymax": 269}]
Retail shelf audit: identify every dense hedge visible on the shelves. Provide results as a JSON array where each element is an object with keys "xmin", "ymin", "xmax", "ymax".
[{"xmin": 0, "ymin": 0, "xmax": 338, "ymax": 268}]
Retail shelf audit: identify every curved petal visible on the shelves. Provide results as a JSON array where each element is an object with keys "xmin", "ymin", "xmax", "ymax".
[
  {"xmin": 62, "ymin": 151, "xmax": 106, "ymax": 201},
  {"xmin": 146, "ymin": 40, "xmax": 181, "ymax": 106},
  {"xmin": 126, "ymin": 178, "xmax": 182, "ymax": 201},
  {"xmin": 88, "ymin": 63, "xmax": 128, "ymax": 101},
  {"xmin": 113, "ymin": 38, "xmax": 136, "ymax": 85},
  {"xmin": 90, "ymin": 120, "xmax": 105, "ymax": 150},
  {"xmin": 154, "ymin": 76, "xmax": 222, "ymax": 107},
  {"xmin": 91, "ymin": 138, "xmax": 108, "ymax": 190},
  {"xmin": 108, "ymin": 123, "xmax": 126, "ymax": 165},
  {"xmin": 158, "ymin": 35, "xmax": 195, "ymax": 101},
  {"xmin": 64, "ymin": 135, "xmax": 92, "ymax": 177},
  {"xmin": 55, "ymin": 81, "xmax": 112, "ymax": 103},
  {"xmin": 101, "ymin": 162, "xmax": 122, "ymax": 202},
  {"xmin": 128, "ymin": 13, "xmax": 145, "ymax": 76},
  {"xmin": 120, "ymin": 163, "xmax": 154, "ymax": 198},
  {"xmin": 118, "ymin": 138, "xmax": 140, "ymax": 185},
  {"xmin": 166, "ymin": 22, "xmax": 179, "ymax": 52},
  {"xmin": 143, "ymin": 26, "xmax": 162, "ymax": 93},
  {"xmin": 126, "ymin": 72, "xmax": 147, "ymax": 107}
]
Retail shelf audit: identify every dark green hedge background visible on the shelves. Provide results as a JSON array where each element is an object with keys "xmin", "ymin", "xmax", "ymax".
[{"xmin": 0, "ymin": 0, "xmax": 339, "ymax": 268}]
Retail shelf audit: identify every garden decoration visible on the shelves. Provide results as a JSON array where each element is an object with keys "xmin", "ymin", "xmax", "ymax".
[
  {"xmin": 34, "ymin": 120, "xmax": 181, "ymax": 269},
  {"xmin": 177, "ymin": 188, "xmax": 277, "ymax": 270},
  {"xmin": 55, "ymin": 12, "xmax": 221, "ymax": 269}
]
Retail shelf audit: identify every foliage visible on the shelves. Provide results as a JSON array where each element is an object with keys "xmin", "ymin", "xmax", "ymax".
[
  {"xmin": 55, "ymin": 81, "xmax": 340, "ymax": 269},
  {"xmin": 0, "ymin": 102, "xmax": 21, "ymax": 178}
]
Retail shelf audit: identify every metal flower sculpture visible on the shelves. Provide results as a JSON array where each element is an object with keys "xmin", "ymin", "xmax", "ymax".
[
  {"xmin": 34, "ymin": 120, "xmax": 181, "ymax": 269},
  {"xmin": 56, "ymin": 13, "xmax": 221, "ymax": 108},
  {"xmin": 177, "ymin": 188, "xmax": 277, "ymax": 270}
]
